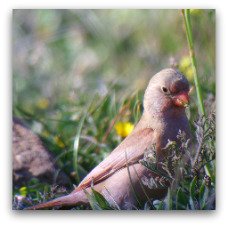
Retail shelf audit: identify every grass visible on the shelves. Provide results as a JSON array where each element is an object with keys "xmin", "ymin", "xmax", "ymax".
[
  {"xmin": 182, "ymin": 9, "xmax": 213, "ymax": 180},
  {"xmin": 13, "ymin": 89, "xmax": 216, "ymax": 210},
  {"xmin": 182, "ymin": 9, "xmax": 205, "ymax": 116},
  {"xmin": 13, "ymin": 9, "xmax": 215, "ymax": 210}
]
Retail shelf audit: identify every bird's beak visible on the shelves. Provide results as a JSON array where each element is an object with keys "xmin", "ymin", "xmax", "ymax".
[{"xmin": 172, "ymin": 91, "xmax": 190, "ymax": 107}]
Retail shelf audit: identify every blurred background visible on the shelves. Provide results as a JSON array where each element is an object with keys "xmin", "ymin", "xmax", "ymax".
[
  {"xmin": 13, "ymin": 9, "xmax": 215, "ymax": 112},
  {"xmin": 12, "ymin": 9, "xmax": 215, "ymax": 209}
]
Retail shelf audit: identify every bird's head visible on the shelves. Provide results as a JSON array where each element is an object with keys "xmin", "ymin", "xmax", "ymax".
[{"xmin": 143, "ymin": 68, "xmax": 190, "ymax": 115}]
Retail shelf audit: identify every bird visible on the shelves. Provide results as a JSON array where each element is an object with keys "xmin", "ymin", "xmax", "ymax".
[{"xmin": 27, "ymin": 68, "xmax": 191, "ymax": 210}]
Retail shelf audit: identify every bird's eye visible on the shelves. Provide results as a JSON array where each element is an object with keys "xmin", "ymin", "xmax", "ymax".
[{"xmin": 161, "ymin": 86, "xmax": 169, "ymax": 93}]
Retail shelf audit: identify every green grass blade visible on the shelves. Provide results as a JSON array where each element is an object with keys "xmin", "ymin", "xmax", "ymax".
[
  {"xmin": 182, "ymin": 9, "xmax": 205, "ymax": 116},
  {"xmin": 73, "ymin": 112, "xmax": 87, "ymax": 183}
]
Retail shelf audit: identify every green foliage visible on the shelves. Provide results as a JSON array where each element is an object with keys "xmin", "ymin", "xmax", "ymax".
[{"xmin": 84, "ymin": 188, "xmax": 114, "ymax": 210}]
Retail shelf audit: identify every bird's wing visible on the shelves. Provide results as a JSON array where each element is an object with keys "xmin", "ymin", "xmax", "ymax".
[{"xmin": 75, "ymin": 128, "xmax": 155, "ymax": 191}]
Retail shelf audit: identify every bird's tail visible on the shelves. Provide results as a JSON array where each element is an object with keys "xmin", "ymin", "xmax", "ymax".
[{"xmin": 26, "ymin": 191, "xmax": 87, "ymax": 210}]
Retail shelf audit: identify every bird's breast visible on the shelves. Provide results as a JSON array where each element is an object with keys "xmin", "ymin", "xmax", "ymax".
[{"xmin": 154, "ymin": 114, "xmax": 190, "ymax": 160}]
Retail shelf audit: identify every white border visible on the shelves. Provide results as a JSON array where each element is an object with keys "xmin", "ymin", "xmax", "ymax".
[{"xmin": 1, "ymin": 1, "xmax": 227, "ymax": 226}]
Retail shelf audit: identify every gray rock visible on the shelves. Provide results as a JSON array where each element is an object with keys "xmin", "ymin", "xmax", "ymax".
[{"xmin": 13, "ymin": 117, "xmax": 70, "ymax": 187}]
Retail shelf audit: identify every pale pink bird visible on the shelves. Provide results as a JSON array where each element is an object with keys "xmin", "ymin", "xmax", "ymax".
[{"xmin": 27, "ymin": 68, "xmax": 190, "ymax": 210}]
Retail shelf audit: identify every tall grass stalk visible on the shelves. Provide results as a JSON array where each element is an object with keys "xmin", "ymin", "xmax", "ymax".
[
  {"xmin": 182, "ymin": 9, "xmax": 212, "ymax": 178},
  {"xmin": 182, "ymin": 9, "xmax": 205, "ymax": 116}
]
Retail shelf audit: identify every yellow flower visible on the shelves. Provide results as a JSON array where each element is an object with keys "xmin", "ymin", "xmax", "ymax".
[
  {"xmin": 54, "ymin": 136, "xmax": 65, "ymax": 148},
  {"xmin": 36, "ymin": 98, "xmax": 49, "ymax": 109},
  {"xmin": 114, "ymin": 122, "xmax": 134, "ymax": 138},
  {"xmin": 179, "ymin": 56, "xmax": 191, "ymax": 71},
  {"xmin": 185, "ymin": 67, "xmax": 194, "ymax": 82},
  {"xmin": 19, "ymin": 186, "xmax": 27, "ymax": 197},
  {"xmin": 179, "ymin": 56, "xmax": 194, "ymax": 82},
  {"xmin": 190, "ymin": 9, "xmax": 203, "ymax": 16}
]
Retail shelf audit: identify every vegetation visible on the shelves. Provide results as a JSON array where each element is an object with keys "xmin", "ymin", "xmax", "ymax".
[{"xmin": 13, "ymin": 9, "xmax": 215, "ymax": 210}]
